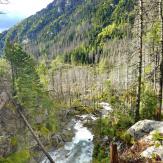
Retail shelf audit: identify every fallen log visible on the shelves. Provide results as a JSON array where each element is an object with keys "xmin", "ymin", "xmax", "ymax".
[{"xmin": 11, "ymin": 99, "xmax": 55, "ymax": 163}]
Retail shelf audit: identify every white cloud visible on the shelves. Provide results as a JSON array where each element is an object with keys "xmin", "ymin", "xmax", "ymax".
[
  {"xmin": 0, "ymin": 0, "xmax": 54, "ymax": 32},
  {"xmin": 0, "ymin": 0, "xmax": 54, "ymax": 18}
]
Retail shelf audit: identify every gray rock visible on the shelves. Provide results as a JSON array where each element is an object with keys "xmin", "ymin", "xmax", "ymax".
[
  {"xmin": 128, "ymin": 120, "xmax": 163, "ymax": 140},
  {"xmin": 141, "ymin": 145, "xmax": 163, "ymax": 160}
]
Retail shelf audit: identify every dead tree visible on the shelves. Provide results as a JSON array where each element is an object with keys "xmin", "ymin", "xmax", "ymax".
[
  {"xmin": 135, "ymin": 0, "xmax": 143, "ymax": 122},
  {"xmin": 158, "ymin": 0, "xmax": 163, "ymax": 120}
]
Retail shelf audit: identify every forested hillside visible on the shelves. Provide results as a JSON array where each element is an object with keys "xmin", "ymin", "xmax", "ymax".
[
  {"xmin": 0, "ymin": 0, "xmax": 163, "ymax": 162},
  {"xmin": 0, "ymin": 0, "xmax": 134, "ymax": 57}
]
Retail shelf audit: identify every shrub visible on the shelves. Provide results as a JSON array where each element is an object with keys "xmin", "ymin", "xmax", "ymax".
[
  {"xmin": 0, "ymin": 150, "xmax": 30, "ymax": 163},
  {"xmin": 140, "ymin": 87, "xmax": 157, "ymax": 119}
]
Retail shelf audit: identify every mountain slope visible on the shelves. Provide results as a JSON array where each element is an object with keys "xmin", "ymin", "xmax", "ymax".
[{"xmin": 0, "ymin": 0, "xmax": 135, "ymax": 58}]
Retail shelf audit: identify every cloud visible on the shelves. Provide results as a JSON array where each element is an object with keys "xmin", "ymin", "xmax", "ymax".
[
  {"xmin": 0, "ymin": 0, "xmax": 53, "ymax": 32},
  {"xmin": 0, "ymin": 0, "xmax": 53, "ymax": 17}
]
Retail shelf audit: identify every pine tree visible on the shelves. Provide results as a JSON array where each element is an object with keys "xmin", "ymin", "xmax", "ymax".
[{"xmin": 5, "ymin": 41, "xmax": 55, "ymax": 163}]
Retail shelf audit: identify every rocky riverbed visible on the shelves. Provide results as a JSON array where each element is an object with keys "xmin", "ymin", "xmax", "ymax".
[{"xmin": 41, "ymin": 102, "xmax": 112, "ymax": 163}]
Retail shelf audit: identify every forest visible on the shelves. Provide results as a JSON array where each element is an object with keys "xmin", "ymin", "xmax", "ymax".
[{"xmin": 0, "ymin": 0, "xmax": 163, "ymax": 162}]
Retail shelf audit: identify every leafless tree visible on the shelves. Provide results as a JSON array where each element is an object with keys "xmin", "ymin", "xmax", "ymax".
[
  {"xmin": 135, "ymin": 0, "xmax": 143, "ymax": 122},
  {"xmin": 157, "ymin": 0, "xmax": 163, "ymax": 120}
]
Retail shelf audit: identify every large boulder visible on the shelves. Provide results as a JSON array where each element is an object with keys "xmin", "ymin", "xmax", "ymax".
[
  {"xmin": 141, "ymin": 145, "xmax": 163, "ymax": 160},
  {"xmin": 127, "ymin": 120, "xmax": 163, "ymax": 161},
  {"xmin": 128, "ymin": 120, "xmax": 163, "ymax": 140}
]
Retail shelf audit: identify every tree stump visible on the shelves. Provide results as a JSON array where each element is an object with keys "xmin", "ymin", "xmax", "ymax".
[{"xmin": 110, "ymin": 143, "xmax": 119, "ymax": 163}]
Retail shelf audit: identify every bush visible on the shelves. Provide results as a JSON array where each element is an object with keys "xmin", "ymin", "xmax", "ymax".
[
  {"xmin": 140, "ymin": 87, "xmax": 157, "ymax": 119},
  {"xmin": 118, "ymin": 131, "xmax": 133, "ymax": 144},
  {"xmin": 114, "ymin": 113, "xmax": 134, "ymax": 130},
  {"xmin": 152, "ymin": 130, "xmax": 163, "ymax": 142},
  {"xmin": 0, "ymin": 150, "xmax": 30, "ymax": 163}
]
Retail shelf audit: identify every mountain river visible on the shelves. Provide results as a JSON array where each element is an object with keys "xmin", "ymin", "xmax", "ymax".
[{"xmin": 41, "ymin": 102, "xmax": 112, "ymax": 163}]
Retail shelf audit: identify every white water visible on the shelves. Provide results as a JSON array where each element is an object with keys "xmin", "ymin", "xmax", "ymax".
[
  {"xmin": 41, "ymin": 118, "xmax": 94, "ymax": 163},
  {"xmin": 41, "ymin": 102, "xmax": 111, "ymax": 163},
  {"xmin": 99, "ymin": 102, "xmax": 112, "ymax": 117}
]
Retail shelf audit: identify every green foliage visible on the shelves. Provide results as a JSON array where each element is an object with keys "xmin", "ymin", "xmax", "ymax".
[
  {"xmin": 40, "ymin": 126, "xmax": 50, "ymax": 136},
  {"xmin": 0, "ymin": 150, "xmax": 30, "ymax": 163},
  {"xmin": 152, "ymin": 131, "xmax": 163, "ymax": 142},
  {"xmin": 114, "ymin": 112, "xmax": 134, "ymax": 130},
  {"xmin": 100, "ymin": 118, "xmax": 116, "ymax": 136},
  {"xmin": 140, "ymin": 85, "xmax": 157, "ymax": 119},
  {"xmin": 98, "ymin": 23, "xmax": 117, "ymax": 39},
  {"xmin": 5, "ymin": 42, "xmax": 53, "ymax": 112},
  {"xmin": 145, "ymin": 22, "xmax": 160, "ymax": 44},
  {"xmin": 118, "ymin": 131, "xmax": 133, "ymax": 144},
  {"xmin": 46, "ymin": 120, "xmax": 58, "ymax": 132},
  {"xmin": 144, "ymin": 64, "xmax": 152, "ymax": 75},
  {"xmin": 111, "ymin": 0, "xmax": 135, "ymax": 24},
  {"xmin": 65, "ymin": 46, "xmax": 90, "ymax": 65},
  {"xmin": 51, "ymin": 55, "xmax": 65, "ymax": 71},
  {"xmin": 36, "ymin": 60, "xmax": 49, "ymax": 88},
  {"xmin": 98, "ymin": 22, "xmax": 129, "ymax": 42},
  {"xmin": 0, "ymin": 58, "xmax": 10, "ymax": 77},
  {"xmin": 93, "ymin": 143, "xmax": 110, "ymax": 163},
  {"xmin": 10, "ymin": 136, "xmax": 18, "ymax": 147},
  {"xmin": 45, "ymin": 109, "xmax": 58, "ymax": 133}
]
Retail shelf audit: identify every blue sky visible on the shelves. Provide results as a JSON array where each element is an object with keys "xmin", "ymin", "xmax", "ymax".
[{"xmin": 0, "ymin": 0, "xmax": 53, "ymax": 32}]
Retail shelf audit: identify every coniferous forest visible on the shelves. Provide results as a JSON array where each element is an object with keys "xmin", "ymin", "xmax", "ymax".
[{"xmin": 0, "ymin": 0, "xmax": 163, "ymax": 162}]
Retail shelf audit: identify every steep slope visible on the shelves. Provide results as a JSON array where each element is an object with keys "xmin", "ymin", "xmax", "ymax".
[{"xmin": 0, "ymin": 0, "xmax": 135, "ymax": 58}]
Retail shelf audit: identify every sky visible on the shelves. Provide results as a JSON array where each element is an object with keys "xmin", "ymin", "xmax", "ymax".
[{"xmin": 0, "ymin": 0, "xmax": 54, "ymax": 32}]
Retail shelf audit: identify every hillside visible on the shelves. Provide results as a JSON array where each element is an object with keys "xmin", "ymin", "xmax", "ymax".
[
  {"xmin": 1, "ymin": 0, "xmax": 163, "ymax": 162},
  {"xmin": 0, "ymin": 0, "xmax": 135, "ymax": 58}
]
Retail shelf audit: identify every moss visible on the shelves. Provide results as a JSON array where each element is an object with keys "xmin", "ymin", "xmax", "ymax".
[
  {"xmin": 152, "ymin": 131, "xmax": 163, "ymax": 142},
  {"xmin": 0, "ymin": 149, "xmax": 30, "ymax": 163},
  {"xmin": 117, "ymin": 131, "xmax": 132, "ymax": 144},
  {"xmin": 10, "ymin": 137, "xmax": 18, "ymax": 147},
  {"xmin": 40, "ymin": 126, "xmax": 50, "ymax": 136}
]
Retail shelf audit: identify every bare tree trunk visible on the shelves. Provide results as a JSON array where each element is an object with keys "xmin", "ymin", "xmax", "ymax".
[
  {"xmin": 135, "ymin": 0, "xmax": 143, "ymax": 122},
  {"xmin": 12, "ymin": 100, "xmax": 55, "ymax": 163},
  {"xmin": 10, "ymin": 62, "xmax": 16, "ymax": 96},
  {"xmin": 60, "ymin": 68, "xmax": 63, "ymax": 102},
  {"xmin": 158, "ymin": 0, "xmax": 163, "ymax": 120},
  {"xmin": 52, "ymin": 70, "xmax": 55, "ymax": 92},
  {"xmin": 153, "ymin": 42, "xmax": 157, "ymax": 92}
]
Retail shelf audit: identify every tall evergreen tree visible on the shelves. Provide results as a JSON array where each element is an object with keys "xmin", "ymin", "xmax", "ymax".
[{"xmin": 4, "ymin": 41, "xmax": 55, "ymax": 163}]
